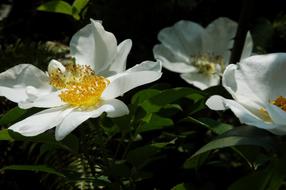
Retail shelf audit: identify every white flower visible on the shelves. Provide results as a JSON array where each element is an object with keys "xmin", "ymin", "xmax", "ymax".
[
  {"xmin": 153, "ymin": 17, "xmax": 253, "ymax": 90},
  {"xmin": 0, "ymin": 19, "xmax": 162, "ymax": 140},
  {"xmin": 206, "ymin": 53, "xmax": 286, "ymax": 135}
]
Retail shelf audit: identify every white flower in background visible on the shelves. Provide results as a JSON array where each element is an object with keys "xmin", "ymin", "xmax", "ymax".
[
  {"xmin": 153, "ymin": 17, "xmax": 253, "ymax": 90},
  {"xmin": 206, "ymin": 53, "xmax": 286, "ymax": 135},
  {"xmin": 0, "ymin": 19, "xmax": 162, "ymax": 140}
]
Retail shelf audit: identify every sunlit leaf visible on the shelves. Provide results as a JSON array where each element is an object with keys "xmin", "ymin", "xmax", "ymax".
[
  {"xmin": 0, "ymin": 129, "xmax": 13, "ymax": 141},
  {"xmin": 72, "ymin": 0, "xmax": 89, "ymax": 12},
  {"xmin": 37, "ymin": 1, "xmax": 80, "ymax": 20}
]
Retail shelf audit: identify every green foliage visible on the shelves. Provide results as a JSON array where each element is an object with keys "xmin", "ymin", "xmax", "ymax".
[
  {"xmin": 1, "ymin": 165, "xmax": 65, "ymax": 177},
  {"xmin": 37, "ymin": 0, "xmax": 89, "ymax": 20}
]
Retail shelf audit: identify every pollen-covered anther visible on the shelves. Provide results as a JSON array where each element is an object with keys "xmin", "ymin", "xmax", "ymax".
[
  {"xmin": 49, "ymin": 63, "xmax": 109, "ymax": 107},
  {"xmin": 192, "ymin": 54, "xmax": 224, "ymax": 75},
  {"xmin": 59, "ymin": 75, "xmax": 109, "ymax": 107},
  {"xmin": 272, "ymin": 96, "xmax": 286, "ymax": 112}
]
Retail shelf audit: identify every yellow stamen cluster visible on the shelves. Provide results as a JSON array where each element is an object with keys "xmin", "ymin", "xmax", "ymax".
[
  {"xmin": 192, "ymin": 54, "xmax": 224, "ymax": 75},
  {"xmin": 272, "ymin": 96, "xmax": 286, "ymax": 112},
  {"xmin": 49, "ymin": 63, "xmax": 109, "ymax": 107}
]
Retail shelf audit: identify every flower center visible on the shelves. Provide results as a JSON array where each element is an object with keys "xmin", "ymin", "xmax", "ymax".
[
  {"xmin": 192, "ymin": 54, "xmax": 224, "ymax": 75},
  {"xmin": 49, "ymin": 63, "xmax": 109, "ymax": 107},
  {"xmin": 272, "ymin": 96, "xmax": 286, "ymax": 112}
]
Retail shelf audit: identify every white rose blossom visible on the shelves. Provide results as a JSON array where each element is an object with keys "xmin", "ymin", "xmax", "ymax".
[
  {"xmin": 153, "ymin": 17, "xmax": 253, "ymax": 90},
  {"xmin": 0, "ymin": 19, "xmax": 162, "ymax": 140},
  {"xmin": 206, "ymin": 53, "xmax": 286, "ymax": 135}
]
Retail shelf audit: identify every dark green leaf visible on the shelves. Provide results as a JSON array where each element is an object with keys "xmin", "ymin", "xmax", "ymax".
[
  {"xmin": 229, "ymin": 159, "xmax": 285, "ymax": 190},
  {"xmin": 127, "ymin": 142, "xmax": 170, "ymax": 166},
  {"xmin": 8, "ymin": 130, "xmax": 79, "ymax": 153},
  {"xmin": 138, "ymin": 114, "xmax": 173, "ymax": 133},
  {"xmin": 192, "ymin": 136, "xmax": 273, "ymax": 158},
  {"xmin": 183, "ymin": 152, "xmax": 209, "ymax": 169},
  {"xmin": 187, "ymin": 117, "xmax": 233, "ymax": 135},
  {"xmin": 1, "ymin": 165, "xmax": 65, "ymax": 177},
  {"xmin": 0, "ymin": 106, "xmax": 27, "ymax": 125}
]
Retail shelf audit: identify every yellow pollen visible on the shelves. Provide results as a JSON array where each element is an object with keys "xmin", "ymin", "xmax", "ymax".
[
  {"xmin": 258, "ymin": 108, "xmax": 271, "ymax": 122},
  {"xmin": 49, "ymin": 63, "xmax": 109, "ymax": 107},
  {"xmin": 192, "ymin": 54, "xmax": 224, "ymax": 75},
  {"xmin": 272, "ymin": 96, "xmax": 286, "ymax": 112}
]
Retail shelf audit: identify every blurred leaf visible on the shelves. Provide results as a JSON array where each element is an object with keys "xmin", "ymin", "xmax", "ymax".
[
  {"xmin": 72, "ymin": 0, "xmax": 89, "ymax": 12},
  {"xmin": 0, "ymin": 106, "xmax": 27, "ymax": 125},
  {"xmin": 229, "ymin": 159, "xmax": 285, "ymax": 190},
  {"xmin": 183, "ymin": 152, "xmax": 209, "ymax": 169},
  {"xmin": 0, "ymin": 129, "xmax": 13, "ymax": 141},
  {"xmin": 141, "ymin": 87, "xmax": 205, "ymax": 113},
  {"xmin": 186, "ymin": 117, "xmax": 233, "ymax": 135},
  {"xmin": 1, "ymin": 165, "xmax": 65, "ymax": 177},
  {"xmin": 159, "ymin": 104, "xmax": 182, "ymax": 117},
  {"xmin": 131, "ymin": 88, "xmax": 161, "ymax": 105},
  {"xmin": 138, "ymin": 114, "xmax": 173, "ymax": 133},
  {"xmin": 8, "ymin": 130, "xmax": 79, "ymax": 153},
  {"xmin": 171, "ymin": 183, "xmax": 190, "ymax": 190},
  {"xmin": 37, "ymin": 1, "xmax": 80, "ymax": 20},
  {"xmin": 192, "ymin": 136, "xmax": 273, "ymax": 158},
  {"xmin": 127, "ymin": 142, "xmax": 170, "ymax": 167}
]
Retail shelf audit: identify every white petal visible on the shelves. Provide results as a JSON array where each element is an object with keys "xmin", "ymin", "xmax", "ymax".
[
  {"xmin": 0, "ymin": 64, "xmax": 52, "ymax": 103},
  {"xmin": 180, "ymin": 72, "xmax": 220, "ymax": 90},
  {"xmin": 153, "ymin": 44, "xmax": 197, "ymax": 73},
  {"xmin": 224, "ymin": 54, "xmax": 286, "ymax": 103},
  {"xmin": 127, "ymin": 60, "xmax": 162, "ymax": 73},
  {"xmin": 240, "ymin": 31, "xmax": 253, "ymax": 60},
  {"xmin": 9, "ymin": 107, "xmax": 72, "ymax": 137},
  {"xmin": 206, "ymin": 95, "xmax": 227, "ymax": 110},
  {"xmin": 70, "ymin": 19, "xmax": 117, "ymax": 73},
  {"xmin": 266, "ymin": 104, "xmax": 286, "ymax": 125},
  {"xmin": 18, "ymin": 91, "xmax": 66, "ymax": 109},
  {"xmin": 55, "ymin": 99, "xmax": 129, "ymax": 140},
  {"xmin": 101, "ymin": 39, "xmax": 132, "ymax": 76},
  {"xmin": 158, "ymin": 20, "xmax": 205, "ymax": 56},
  {"xmin": 222, "ymin": 63, "xmax": 263, "ymax": 106},
  {"xmin": 206, "ymin": 96, "xmax": 277, "ymax": 130},
  {"xmin": 48, "ymin": 59, "xmax": 66, "ymax": 73},
  {"xmin": 103, "ymin": 99, "xmax": 129, "ymax": 118},
  {"xmin": 102, "ymin": 61, "xmax": 162, "ymax": 99},
  {"xmin": 205, "ymin": 17, "xmax": 237, "ymax": 54}
]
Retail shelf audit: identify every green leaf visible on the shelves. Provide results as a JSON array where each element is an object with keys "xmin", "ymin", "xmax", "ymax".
[
  {"xmin": 0, "ymin": 129, "xmax": 13, "ymax": 141},
  {"xmin": 8, "ymin": 130, "xmax": 79, "ymax": 153},
  {"xmin": 1, "ymin": 165, "xmax": 65, "ymax": 177},
  {"xmin": 37, "ymin": 1, "xmax": 80, "ymax": 20},
  {"xmin": 127, "ymin": 142, "xmax": 170, "ymax": 167},
  {"xmin": 186, "ymin": 117, "xmax": 233, "ymax": 135},
  {"xmin": 192, "ymin": 136, "xmax": 273, "ymax": 158},
  {"xmin": 138, "ymin": 114, "xmax": 173, "ymax": 133},
  {"xmin": 131, "ymin": 89, "xmax": 161, "ymax": 105},
  {"xmin": 171, "ymin": 183, "xmax": 191, "ymax": 190},
  {"xmin": 72, "ymin": 0, "xmax": 89, "ymax": 12},
  {"xmin": 141, "ymin": 87, "xmax": 205, "ymax": 113},
  {"xmin": 0, "ymin": 106, "xmax": 27, "ymax": 125},
  {"xmin": 183, "ymin": 152, "xmax": 209, "ymax": 169},
  {"xmin": 229, "ymin": 159, "xmax": 285, "ymax": 190}
]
